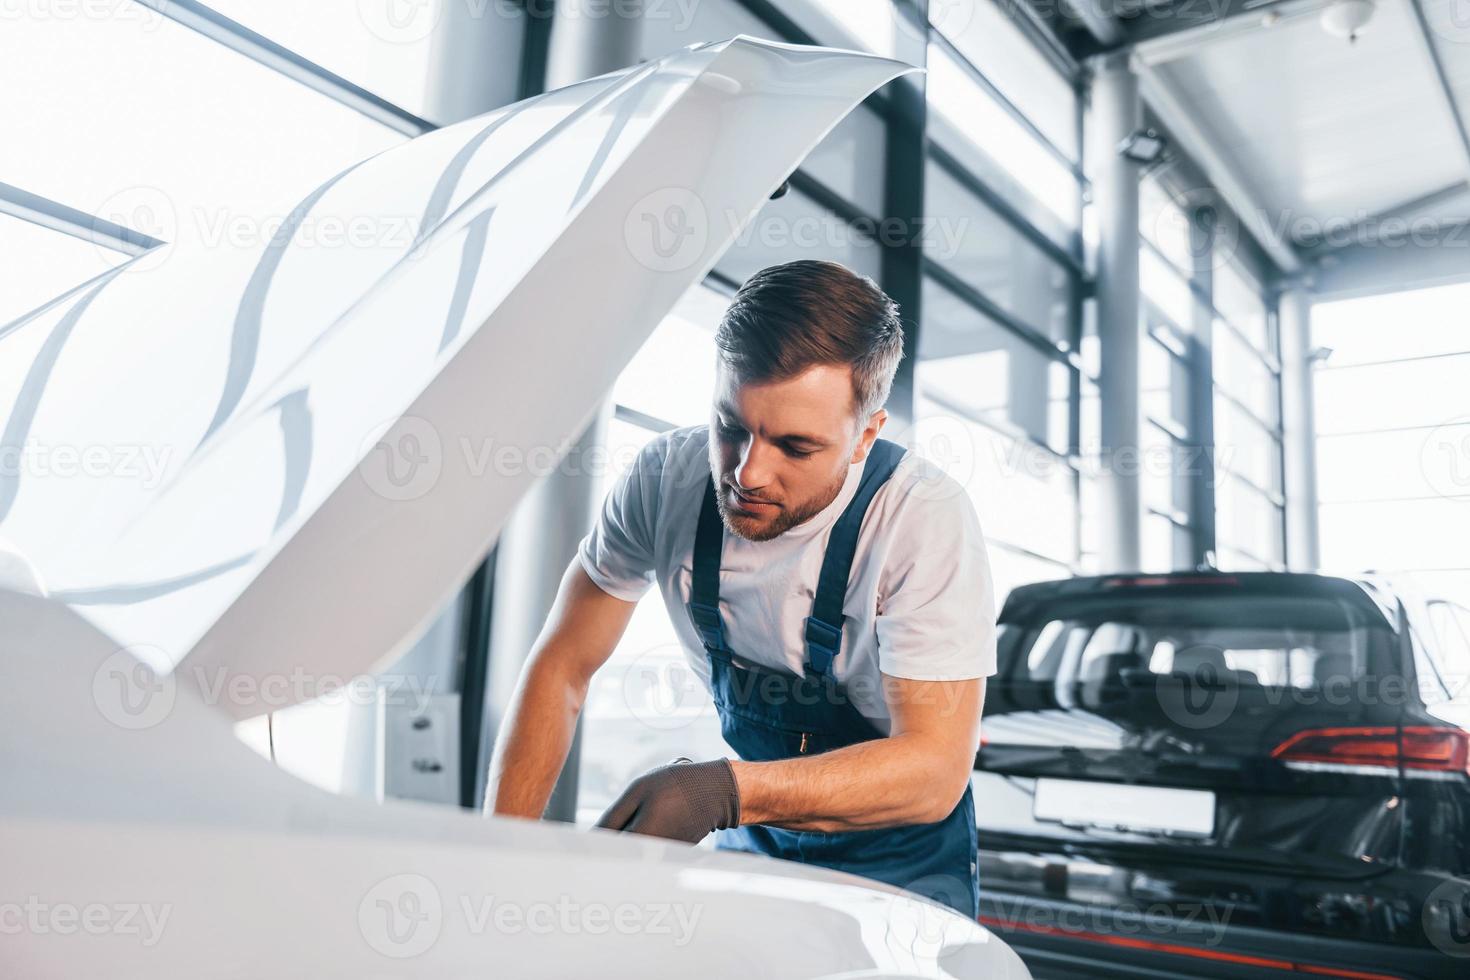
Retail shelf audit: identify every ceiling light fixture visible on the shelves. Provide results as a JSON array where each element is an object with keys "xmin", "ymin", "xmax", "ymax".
[
  {"xmin": 1119, "ymin": 127, "xmax": 1167, "ymax": 165},
  {"xmin": 1320, "ymin": 0, "xmax": 1375, "ymax": 43}
]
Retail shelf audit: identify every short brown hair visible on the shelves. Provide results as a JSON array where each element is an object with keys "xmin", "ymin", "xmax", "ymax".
[{"xmin": 714, "ymin": 260, "xmax": 905, "ymax": 420}]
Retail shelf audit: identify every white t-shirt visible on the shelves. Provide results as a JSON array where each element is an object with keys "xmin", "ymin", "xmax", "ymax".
[{"xmin": 577, "ymin": 424, "xmax": 997, "ymax": 730}]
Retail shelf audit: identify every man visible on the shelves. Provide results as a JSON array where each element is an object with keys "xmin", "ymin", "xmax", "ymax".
[{"xmin": 485, "ymin": 259, "xmax": 996, "ymax": 917}]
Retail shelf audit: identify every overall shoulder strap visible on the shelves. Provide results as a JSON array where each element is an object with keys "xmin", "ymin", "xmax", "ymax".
[
  {"xmin": 803, "ymin": 438, "xmax": 908, "ymax": 677},
  {"xmin": 687, "ymin": 474, "xmax": 728, "ymax": 653}
]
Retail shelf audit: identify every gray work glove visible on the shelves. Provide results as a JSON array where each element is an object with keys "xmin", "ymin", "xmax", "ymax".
[{"xmin": 594, "ymin": 757, "xmax": 741, "ymax": 844}]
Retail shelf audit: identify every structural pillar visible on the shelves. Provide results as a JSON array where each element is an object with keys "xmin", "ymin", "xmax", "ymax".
[
  {"xmin": 423, "ymin": 0, "xmax": 527, "ymax": 125},
  {"xmin": 1187, "ymin": 189, "xmax": 1219, "ymax": 569},
  {"xmin": 1089, "ymin": 53, "xmax": 1144, "ymax": 572},
  {"xmin": 1278, "ymin": 285, "xmax": 1321, "ymax": 570}
]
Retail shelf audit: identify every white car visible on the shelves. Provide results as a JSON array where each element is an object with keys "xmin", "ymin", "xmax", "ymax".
[{"xmin": 0, "ymin": 35, "xmax": 1032, "ymax": 979}]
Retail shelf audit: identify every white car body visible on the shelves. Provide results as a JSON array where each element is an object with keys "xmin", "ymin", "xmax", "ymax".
[{"xmin": 0, "ymin": 35, "xmax": 1031, "ymax": 979}]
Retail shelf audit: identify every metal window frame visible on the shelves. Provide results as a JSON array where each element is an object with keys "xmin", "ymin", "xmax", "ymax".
[
  {"xmin": 135, "ymin": 0, "xmax": 434, "ymax": 136},
  {"xmin": 927, "ymin": 140, "xmax": 1084, "ymax": 275},
  {"xmin": 1214, "ymin": 472, "xmax": 1287, "ymax": 570},
  {"xmin": 0, "ymin": 181, "xmax": 165, "ymax": 256},
  {"xmin": 921, "ymin": 257, "xmax": 1076, "ymax": 366},
  {"xmin": 927, "ymin": 27, "xmax": 1084, "ymax": 179}
]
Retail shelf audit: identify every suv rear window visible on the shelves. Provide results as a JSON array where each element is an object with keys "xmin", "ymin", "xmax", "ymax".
[{"xmin": 998, "ymin": 594, "xmax": 1395, "ymax": 692}]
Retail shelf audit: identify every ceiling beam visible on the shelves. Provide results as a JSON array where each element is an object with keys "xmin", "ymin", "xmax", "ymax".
[
  {"xmin": 1403, "ymin": 0, "xmax": 1470, "ymax": 184},
  {"xmin": 997, "ymin": 0, "xmax": 1084, "ymax": 77},
  {"xmin": 1056, "ymin": 0, "xmax": 1127, "ymax": 47},
  {"xmin": 1129, "ymin": 0, "xmax": 1335, "ymax": 65},
  {"xmin": 1300, "ymin": 179, "xmax": 1470, "ymax": 257},
  {"xmin": 1310, "ymin": 220, "xmax": 1470, "ymax": 301},
  {"xmin": 1134, "ymin": 59, "xmax": 1303, "ymax": 273}
]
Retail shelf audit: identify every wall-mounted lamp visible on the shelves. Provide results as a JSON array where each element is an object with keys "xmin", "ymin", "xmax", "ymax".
[{"xmin": 1119, "ymin": 128, "xmax": 1168, "ymax": 165}]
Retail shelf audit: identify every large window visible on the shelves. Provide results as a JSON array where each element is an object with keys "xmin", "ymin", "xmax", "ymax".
[
  {"xmin": 917, "ymin": 275, "xmax": 1071, "ymax": 454},
  {"xmin": 1313, "ymin": 281, "xmax": 1470, "ymax": 610},
  {"xmin": 925, "ymin": 40, "xmax": 1078, "ymax": 231},
  {"xmin": 0, "ymin": 9, "xmax": 404, "ymax": 252},
  {"xmin": 1136, "ymin": 176, "xmax": 1207, "ymax": 572},
  {"xmin": 201, "ymin": 0, "xmax": 524, "ymax": 122},
  {"xmin": 1211, "ymin": 260, "xmax": 1284, "ymax": 570},
  {"xmin": 924, "ymin": 161, "xmax": 1073, "ymax": 344},
  {"xmin": 915, "ymin": 0, "xmax": 1083, "ymax": 595}
]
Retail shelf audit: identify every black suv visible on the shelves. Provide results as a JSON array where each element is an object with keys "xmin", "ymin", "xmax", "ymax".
[{"xmin": 973, "ymin": 571, "xmax": 1470, "ymax": 980}]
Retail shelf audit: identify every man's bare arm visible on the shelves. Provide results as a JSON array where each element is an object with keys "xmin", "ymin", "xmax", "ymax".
[
  {"xmin": 728, "ymin": 675, "xmax": 984, "ymax": 833},
  {"xmin": 483, "ymin": 559, "xmax": 637, "ymax": 819}
]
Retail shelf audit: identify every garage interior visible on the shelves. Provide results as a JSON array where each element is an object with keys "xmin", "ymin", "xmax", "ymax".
[{"xmin": 4, "ymin": 0, "xmax": 1469, "ymax": 977}]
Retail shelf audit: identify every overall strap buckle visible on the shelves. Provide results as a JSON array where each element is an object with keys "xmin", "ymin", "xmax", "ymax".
[
  {"xmin": 803, "ymin": 615, "xmax": 843, "ymax": 678},
  {"xmin": 688, "ymin": 599, "xmax": 728, "ymax": 653}
]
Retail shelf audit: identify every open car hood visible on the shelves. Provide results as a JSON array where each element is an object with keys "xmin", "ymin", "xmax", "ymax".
[
  {"xmin": 2, "ymin": 589, "xmax": 1029, "ymax": 978},
  {"xmin": 0, "ymin": 34, "xmax": 912, "ymax": 715}
]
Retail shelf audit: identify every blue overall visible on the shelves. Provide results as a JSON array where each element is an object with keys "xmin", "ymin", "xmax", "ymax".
[{"xmin": 686, "ymin": 438, "xmax": 979, "ymax": 918}]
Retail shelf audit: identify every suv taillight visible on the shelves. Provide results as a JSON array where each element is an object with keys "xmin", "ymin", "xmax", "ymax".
[{"xmin": 1271, "ymin": 725, "xmax": 1470, "ymax": 775}]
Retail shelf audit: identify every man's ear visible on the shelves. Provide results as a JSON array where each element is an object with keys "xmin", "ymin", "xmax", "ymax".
[{"xmin": 850, "ymin": 408, "xmax": 888, "ymax": 464}]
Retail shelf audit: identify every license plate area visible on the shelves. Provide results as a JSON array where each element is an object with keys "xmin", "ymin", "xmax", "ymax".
[{"xmin": 1033, "ymin": 778, "xmax": 1216, "ymax": 838}]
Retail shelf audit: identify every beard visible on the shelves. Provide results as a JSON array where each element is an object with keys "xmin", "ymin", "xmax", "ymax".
[{"xmin": 712, "ymin": 465, "xmax": 848, "ymax": 542}]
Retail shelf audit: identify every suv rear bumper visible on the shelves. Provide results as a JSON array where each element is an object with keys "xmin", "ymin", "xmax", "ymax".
[{"xmin": 979, "ymin": 892, "xmax": 1460, "ymax": 980}]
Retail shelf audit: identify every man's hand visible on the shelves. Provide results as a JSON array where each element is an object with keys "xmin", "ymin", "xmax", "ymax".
[{"xmin": 594, "ymin": 758, "xmax": 742, "ymax": 844}]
